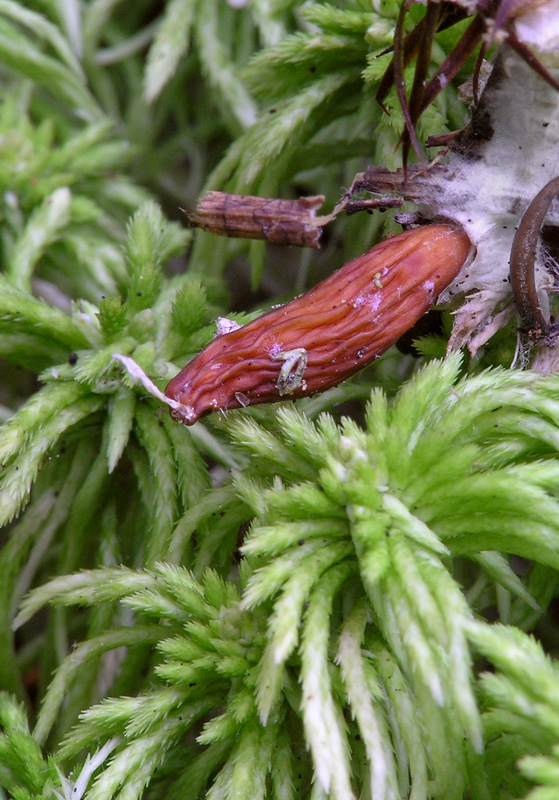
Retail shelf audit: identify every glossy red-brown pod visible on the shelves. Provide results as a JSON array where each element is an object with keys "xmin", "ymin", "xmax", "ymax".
[{"xmin": 166, "ymin": 224, "xmax": 472, "ymax": 424}]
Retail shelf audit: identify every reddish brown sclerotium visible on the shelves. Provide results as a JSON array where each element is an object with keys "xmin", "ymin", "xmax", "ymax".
[{"xmin": 165, "ymin": 224, "xmax": 473, "ymax": 425}]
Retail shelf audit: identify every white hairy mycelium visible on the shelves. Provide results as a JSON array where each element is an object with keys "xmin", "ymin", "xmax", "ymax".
[
  {"xmin": 354, "ymin": 1, "xmax": 559, "ymax": 365},
  {"xmin": 431, "ymin": 44, "xmax": 559, "ymax": 356}
]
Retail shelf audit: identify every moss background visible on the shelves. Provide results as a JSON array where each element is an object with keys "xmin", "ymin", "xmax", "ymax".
[{"xmin": 1, "ymin": 2, "xmax": 559, "ymax": 799}]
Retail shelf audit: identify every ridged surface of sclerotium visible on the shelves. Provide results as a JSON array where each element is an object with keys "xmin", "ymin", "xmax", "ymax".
[{"xmin": 166, "ymin": 224, "xmax": 473, "ymax": 424}]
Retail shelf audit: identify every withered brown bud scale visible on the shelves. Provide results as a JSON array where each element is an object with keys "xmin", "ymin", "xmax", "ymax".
[
  {"xmin": 183, "ymin": 191, "xmax": 325, "ymax": 248},
  {"xmin": 166, "ymin": 224, "xmax": 472, "ymax": 425}
]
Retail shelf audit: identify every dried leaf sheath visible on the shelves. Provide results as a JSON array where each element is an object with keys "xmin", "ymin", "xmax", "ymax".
[
  {"xmin": 183, "ymin": 191, "xmax": 325, "ymax": 248},
  {"xmin": 166, "ymin": 225, "xmax": 473, "ymax": 424}
]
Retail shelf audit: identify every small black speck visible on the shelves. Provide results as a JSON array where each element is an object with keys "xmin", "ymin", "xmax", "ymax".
[
  {"xmin": 543, "ymin": 122, "xmax": 550, "ymax": 127},
  {"xmin": 269, "ymin": 108, "xmax": 276, "ymax": 114},
  {"xmin": 68, "ymin": 352, "xmax": 78, "ymax": 366},
  {"xmin": 298, "ymin": 538, "xmax": 305, "ymax": 546},
  {"xmin": 503, "ymin": 225, "xmax": 507, "ymax": 229},
  {"xmin": 518, "ymin": 146, "xmax": 522, "ymax": 150},
  {"xmin": 137, "ymin": 291, "xmax": 142, "ymax": 297},
  {"xmin": 310, "ymin": 66, "xmax": 316, "ymax": 73},
  {"xmin": 542, "ymin": 164, "xmax": 546, "ymax": 168}
]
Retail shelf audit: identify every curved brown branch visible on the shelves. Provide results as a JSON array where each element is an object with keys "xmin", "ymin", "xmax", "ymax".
[{"xmin": 510, "ymin": 176, "xmax": 559, "ymax": 339}]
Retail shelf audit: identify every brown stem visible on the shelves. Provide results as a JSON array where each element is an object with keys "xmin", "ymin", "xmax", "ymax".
[
  {"xmin": 392, "ymin": 1, "xmax": 426, "ymax": 174},
  {"xmin": 419, "ymin": 15, "xmax": 485, "ymax": 116},
  {"xmin": 376, "ymin": 16, "xmax": 424, "ymax": 112},
  {"xmin": 505, "ymin": 30, "xmax": 559, "ymax": 93},
  {"xmin": 510, "ymin": 176, "xmax": 559, "ymax": 338},
  {"xmin": 401, "ymin": 1, "xmax": 441, "ymax": 169},
  {"xmin": 375, "ymin": 2, "xmax": 468, "ymax": 111}
]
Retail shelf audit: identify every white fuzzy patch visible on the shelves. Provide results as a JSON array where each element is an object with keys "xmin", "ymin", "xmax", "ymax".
[
  {"xmin": 351, "ymin": 292, "xmax": 382, "ymax": 313},
  {"xmin": 515, "ymin": 1, "xmax": 559, "ymax": 52},
  {"xmin": 406, "ymin": 48, "xmax": 559, "ymax": 349},
  {"xmin": 423, "ymin": 280, "xmax": 436, "ymax": 301},
  {"xmin": 215, "ymin": 316, "xmax": 241, "ymax": 336}
]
